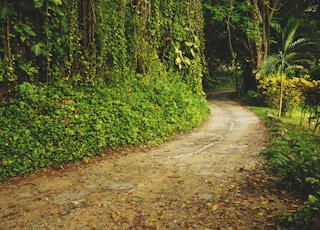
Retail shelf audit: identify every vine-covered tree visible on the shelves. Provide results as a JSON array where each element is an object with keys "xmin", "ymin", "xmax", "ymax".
[{"xmin": 0, "ymin": 0, "xmax": 206, "ymax": 103}]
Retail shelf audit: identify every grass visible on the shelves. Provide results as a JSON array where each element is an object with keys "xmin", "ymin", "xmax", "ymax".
[{"xmin": 250, "ymin": 105, "xmax": 318, "ymax": 133}]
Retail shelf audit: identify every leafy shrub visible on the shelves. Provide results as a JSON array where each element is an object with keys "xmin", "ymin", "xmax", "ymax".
[
  {"xmin": 259, "ymin": 111, "xmax": 320, "ymax": 229},
  {"xmin": 240, "ymin": 90, "xmax": 266, "ymax": 106},
  {"xmin": 203, "ymin": 70, "xmax": 236, "ymax": 91},
  {"xmin": 300, "ymin": 79, "xmax": 320, "ymax": 132},
  {"xmin": 258, "ymin": 76, "xmax": 309, "ymax": 116},
  {"xmin": 261, "ymin": 116, "xmax": 320, "ymax": 194},
  {"xmin": 262, "ymin": 135, "xmax": 320, "ymax": 194},
  {"xmin": 278, "ymin": 194, "xmax": 320, "ymax": 230},
  {"xmin": 0, "ymin": 79, "xmax": 209, "ymax": 181}
]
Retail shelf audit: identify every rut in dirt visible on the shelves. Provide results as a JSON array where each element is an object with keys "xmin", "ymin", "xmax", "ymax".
[{"xmin": 0, "ymin": 91, "xmax": 303, "ymax": 230}]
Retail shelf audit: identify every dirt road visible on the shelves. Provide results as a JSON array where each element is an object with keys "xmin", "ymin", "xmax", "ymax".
[{"xmin": 0, "ymin": 91, "xmax": 303, "ymax": 229}]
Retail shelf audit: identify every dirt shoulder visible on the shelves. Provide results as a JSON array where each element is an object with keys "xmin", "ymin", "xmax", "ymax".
[{"xmin": 0, "ymin": 91, "xmax": 304, "ymax": 230}]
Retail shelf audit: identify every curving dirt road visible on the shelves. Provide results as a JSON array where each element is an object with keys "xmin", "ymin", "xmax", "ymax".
[{"xmin": 0, "ymin": 91, "xmax": 303, "ymax": 229}]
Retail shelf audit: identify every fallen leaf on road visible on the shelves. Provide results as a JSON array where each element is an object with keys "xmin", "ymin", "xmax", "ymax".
[{"xmin": 211, "ymin": 204, "xmax": 219, "ymax": 211}]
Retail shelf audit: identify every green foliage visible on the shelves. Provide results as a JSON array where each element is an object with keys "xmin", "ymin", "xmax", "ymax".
[
  {"xmin": 254, "ymin": 105, "xmax": 320, "ymax": 229},
  {"xmin": 0, "ymin": 0, "xmax": 206, "ymax": 95},
  {"xmin": 259, "ymin": 102, "xmax": 320, "ymax": 194},
  {"xmin": 260, "ymin": 17, "xmax": 312, "ymax": 78},
  {"xmin": 278, "ymin": 194, "xmax": 320, "ymax": 230},
  {"xmin": 13, "ymin": 24, "xmax": 36, "ymax": 42},
  {"xmin": 259, "ymin": 16, "xmax": 314, "ymax": 117},
  {"xmin": 240, "ymin": 90, "xmax": 265, "ymax": 106},
  {"xmin": 258, "ymin": 76, "xmax": 313, "ymax": 116},
  {"xmin": 0, "ymin": 79, "xmax": 209, "ymax": 181},
  {"xmin": 300, "ymin": 79, "xmax": 320, "ymax": 132},
  {"xmin": 0, "ymin": 0, "xmax": 208, "ymax": 180},
  {"xmin": 203, "ymin": 70, "xmax": 236, "ymax": 91},
  {"xmin": 31, "ymin": 42, "xmax": 47, "ymax": 57},
  {"xmin": 258, "ymin": 76, "xmax": 320, "ymax": 132},
  {"xmin": 262, "ymin": 133, "xmax": 320, "ymax": 194}
]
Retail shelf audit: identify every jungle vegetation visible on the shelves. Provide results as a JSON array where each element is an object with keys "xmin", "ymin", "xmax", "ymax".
[
  {"xmin": 203, "ymin": 1, "xmax": 320, "ymax": 229},
  {"xmin": 0, "ymin": 1, "xmax": 320, "ymax": 228},
  {"xmin": 0, "ymin": 0, "xmax": 209, "ymax": 179}
]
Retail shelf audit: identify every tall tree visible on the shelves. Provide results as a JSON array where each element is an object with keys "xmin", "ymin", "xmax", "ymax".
[
  {"xmin": 247, "ymin": 0, "xmax": 279, "ymax": 75},
  {"xmin": 203, "ymin": 0, "xmax": 280, "ymax": 91}
]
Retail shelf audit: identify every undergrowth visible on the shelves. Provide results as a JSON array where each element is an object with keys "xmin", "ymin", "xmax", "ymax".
[
  {"xmin": 0, "ymin": 78, "xmax": 210, "ymax": 181},
  {"xmin": 203, "ymin": 70, "xmax": 236, "ymax": 91},
  {"xmin": 245, "ymin": 93, "xmax": 320, "ymax": 230}
]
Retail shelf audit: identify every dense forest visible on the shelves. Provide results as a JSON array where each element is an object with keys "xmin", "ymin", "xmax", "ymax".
[
  {"xmin": 203, "ymin": 0, "xmax": 320, "ymax": 91},
  {"xmin": 0, "ymin": 0, "xmax": 320, "ymax": 228}
]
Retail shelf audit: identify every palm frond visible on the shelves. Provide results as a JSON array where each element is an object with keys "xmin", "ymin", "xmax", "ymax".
[
  {"xmin": 260, "ymin": 54, "xmax": 281, "ymax": 76},
  {"xmin": 270, "ymin": 20, "xmax": 282, "ymax": 35},
  {"xmin": 286, "ymin": 64, "xmax": 305, "ymax": 70},
  {"xmin": 283, "ymin": 17, "xmax": 300, "ymax": 52},
  {"xmin": 286, "ymin": 51, "xmax": 314, "ymax": 64},
  {"xmin": 285, "ymin": 52, "xmax": 298, "ymax": 62},
  {"xmin": 261, "ymin": 16, "xmax": 315, "ymax": 79},
  {"xmin": 287, "ymin": 38, "xmax": 312, "ymax": 53}
]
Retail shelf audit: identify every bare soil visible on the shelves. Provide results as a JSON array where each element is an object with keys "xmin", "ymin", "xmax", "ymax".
[{"xmin": 0, "ymin": 91, "xmax": 304, "ymax": 230}]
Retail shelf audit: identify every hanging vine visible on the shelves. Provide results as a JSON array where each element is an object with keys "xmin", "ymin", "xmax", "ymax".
[
  {"xmin": 62, "ymin": 0, "xmax": 81, "ymax": 80},
  {"xmin": 95, "ymin": 0, "xmax": 127, "ymax": 82},
  {"xmin": 0, "ymin": 0, "xmax": 207, "ymax": 97},
  {"xmin": 0, "ymin": 2, "xmax": 14, "ymax": 84}
]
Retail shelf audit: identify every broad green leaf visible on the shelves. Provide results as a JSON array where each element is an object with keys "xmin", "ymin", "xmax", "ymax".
[
  {"xmin": 52, "ymin": 0, "xmax": 62, "ymax": 5},
  {"xmin": 31, "ymin": 42, "xmax": 46, "ymax": 56},
  {"xmin": 33, "ymin": 0, "xmax": 43, "ymax": 8},
  {"xmin": 22, "ymin": 25, "xmax": 36, "ymax": 37}
]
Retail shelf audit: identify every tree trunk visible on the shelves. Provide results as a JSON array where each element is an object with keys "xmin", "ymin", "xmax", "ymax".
[
  {"xmin": 278, "ymin": 75, "xmax": 284, "ymax": 117},
  {"xmin": 250, "ymin": 0, "xmax": 279, "ymax": 78},
  {"xmin": 243, "ymin": 62, "xmax": 257, "ymax": 91}
]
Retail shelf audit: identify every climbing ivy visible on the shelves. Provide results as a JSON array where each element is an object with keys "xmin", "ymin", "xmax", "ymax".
[
  {"xmin": 0, "ymin": 0, "xmax": 206, "ymax": 100},
  {"xmin": 0, "ymin": 0, "xmax": 210, "ymax": 181}
]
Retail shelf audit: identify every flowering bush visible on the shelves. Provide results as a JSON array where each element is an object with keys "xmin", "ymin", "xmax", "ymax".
[
  {"xmin": 300, "ymin": 79, "xmax": 320, "ymax": 131},
  {"xmin": 258, "ymin": 76, "xmax": 319, "ymax": 116}
]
